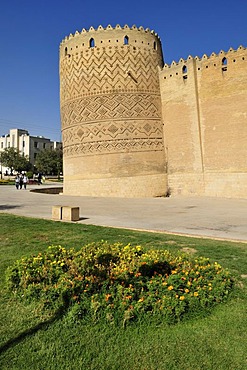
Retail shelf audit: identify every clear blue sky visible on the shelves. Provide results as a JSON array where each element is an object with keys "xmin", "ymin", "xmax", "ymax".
[{"xmin": 0, "ymin": 0, "xmax": 246, "ymax": 141}]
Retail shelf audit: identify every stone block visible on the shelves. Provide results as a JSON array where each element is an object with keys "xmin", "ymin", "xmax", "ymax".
[
  {"xmin": 62, "ymin": 206, "xmax": 80, "ymax": 221},
  {"xmin": 52, "ymin": 205, "xmax": 62, "ymax": 220}
]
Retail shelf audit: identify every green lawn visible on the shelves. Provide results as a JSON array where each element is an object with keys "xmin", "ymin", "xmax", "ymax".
[{"xmin": 0, "ymin": 214, "xmax": 246, "ymax": 370}]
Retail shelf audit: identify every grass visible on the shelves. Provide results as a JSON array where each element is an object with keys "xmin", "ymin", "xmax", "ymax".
[{"xmin": 0, "ymin": 213, "xmax": 246, "ymax": 369}]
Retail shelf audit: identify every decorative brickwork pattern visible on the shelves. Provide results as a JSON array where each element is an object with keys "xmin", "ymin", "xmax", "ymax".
[
  {"xmin": 62, "ymin": 119, "xmax": 163, "ymax": 156},
  {"xmin": 59, "ymin": 25, "xmax": 167, "ymax": 198},
  {"xmin": 61, "ymin": 93, "xmax": 161, "ymax": 128}
]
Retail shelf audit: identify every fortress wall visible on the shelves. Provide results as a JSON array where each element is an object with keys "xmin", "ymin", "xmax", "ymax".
[
  {"xmin": 197, "ymin": 47, "xmax": 247, "ymax": 197},
  {"xmin": 160, "ymin": 46, "xmax": 247, "ymax": 198},
  {"xmin": 160, "ymin": 58, "xmax": 205, "ymax": 195},
  {"xmin": 60, "ymin": 25, "xmax": 167, "ymax": 197}
]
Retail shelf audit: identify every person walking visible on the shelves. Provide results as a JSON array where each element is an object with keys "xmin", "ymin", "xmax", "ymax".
[
  {"xmin": 23, "ymin": 174, "xmax": 28, "ymax": 190},
  {"xmin": 19, "ymin": 174, "xmax": 23, "ymax": 189},
  {"xmin": 37, "ymin": 172, "xmax": 42, "ymax": 185},
  {"xmin": 15, "ymin": 174, "xmax": 20, "ymax": 190}
]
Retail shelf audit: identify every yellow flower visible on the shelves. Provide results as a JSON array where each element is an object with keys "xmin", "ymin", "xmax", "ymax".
[
  {"xmin": 180, "ymin": 296, "xmax": 185, "ymax": 300},
  {"xmin": 185, "ymin": 288, "xmax": 190, "ymax": 293},
  {"xmin": 168, "ymin": 285, "xmax": 173, "ymax": 291},
  {"xmin": 194, "ymin": 292, "xmax": 199, "ymax": 297}
]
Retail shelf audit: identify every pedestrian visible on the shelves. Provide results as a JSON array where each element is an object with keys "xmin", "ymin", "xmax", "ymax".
[
  {"xmin": 23, "ymin": 174, "xmax": 28, "ymax": 190},
  {"xmin": 19, "ymin": 174, "xmax": 23, "ymax": 189},
  {"xmin": 37, "ymin": 173, "xmax": 42, "ymax": 185},
  {"xmin": 15, "ymin": 174, "xmax": 20, "ymax": 190}
]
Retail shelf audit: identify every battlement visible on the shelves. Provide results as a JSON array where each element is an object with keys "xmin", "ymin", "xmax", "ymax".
[
  {"xmin": 59, "ymin": 24, "xmax": 163, "ymax": 60},
  {"xmin": 60, "ymin": 24, "xmax": 161, "ymax": 46},
  {"xmin": 163, "ymin": 45, "xmax": 246, "ymax": 69}
]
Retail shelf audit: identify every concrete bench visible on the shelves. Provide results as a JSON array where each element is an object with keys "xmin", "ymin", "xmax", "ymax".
[{"xmin": 52, "ymin": 206, "xmax": 80, "ymax": 222}]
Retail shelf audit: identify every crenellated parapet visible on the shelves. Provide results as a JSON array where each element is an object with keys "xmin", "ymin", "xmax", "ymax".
[
  {"xmin": 59, "ymin": 24, "xmax": 163, "ymax": 68},
  {"xmin": 161, "ymin": 45, "xmax": 246, "ymax": 81},
  {"xmin": 60, "ymin": 24, "xmax": 161, "ymax": 49}
]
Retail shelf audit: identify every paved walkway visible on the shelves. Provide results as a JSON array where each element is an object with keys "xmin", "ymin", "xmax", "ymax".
[{"xmin": 0, "ymin": 184, "xmax": 247, "ymax": 242}]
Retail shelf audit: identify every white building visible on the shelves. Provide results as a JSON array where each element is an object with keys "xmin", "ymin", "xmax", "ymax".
[{"xmin": 0, "ymin": 128, "xmax": 62, "ymax": 174}]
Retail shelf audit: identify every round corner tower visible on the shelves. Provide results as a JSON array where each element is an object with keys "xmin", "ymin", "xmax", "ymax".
[{"xmin": 59, "ymin": 24, "xmax": 167, "ymax": 197}]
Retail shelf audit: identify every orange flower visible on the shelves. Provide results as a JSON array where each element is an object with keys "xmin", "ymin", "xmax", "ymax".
[{"xmin": 105, "ymin": 294, "xmax": 111, "ymax": 301}]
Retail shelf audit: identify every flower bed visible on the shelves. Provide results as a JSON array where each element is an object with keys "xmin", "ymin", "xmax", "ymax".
[{"xmin": 6, "ymin": 242, "xmax": 234, "ymax": 325}]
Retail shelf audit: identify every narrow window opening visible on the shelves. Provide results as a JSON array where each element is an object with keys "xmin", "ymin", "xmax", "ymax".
[
  {"xmin": 65, "ymin": 47, "xmax": 68, "ymax": 56},
  {"xmin": 182, "ymin": 65, "xmax": 187, "ymax": 80},
  {"xmin": 89, "ymin": 38, "xmax": 95, "ymax": 48},
  {"xmin": 222, "ymin": 57, "xmax": 227, "ymax": 65},
  {"xmin": 182, "ymin": 65, "xmax": 187, "ymax": 74},
  {"xmin": 124, "ymin": 36, "xmax": 129, "ymax": 45},
  {"xmin": 153, "ymin": 41, "xmax": 157, "ymax": 50},
  {"xmin": 222, "ymin": 57, "xmax": 227, "ymax": 71}
]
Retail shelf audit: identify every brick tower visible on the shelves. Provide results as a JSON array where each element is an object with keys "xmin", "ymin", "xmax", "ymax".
[{"xmin": 59, "ymin": 24, "xmax": 167, "ymax": 197}]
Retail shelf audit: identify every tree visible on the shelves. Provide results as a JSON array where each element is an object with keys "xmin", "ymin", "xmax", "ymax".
[
  {"xmin": 0, "ymin": 147, "xmax": 32, "ymax": 174},
  {"xmin": 35, "ymin": 148, "xmax": 63, "ymax": 177}
]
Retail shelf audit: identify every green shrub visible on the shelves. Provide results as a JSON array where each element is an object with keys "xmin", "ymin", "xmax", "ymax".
[
  {"xmin": 6, "ymin": 242, "xmax": 234, "ymax": 325},
  {"xmin": 26, "ymin": 171, "xmax": 33, "ymax": 179}
]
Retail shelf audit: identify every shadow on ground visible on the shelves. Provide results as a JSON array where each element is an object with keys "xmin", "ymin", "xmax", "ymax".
[
  {"xmin": 0, "ymin": 205, "xmax": 21, "ymax": 210},
  {"xmin": 0, "ymin": 304, "xmax": 67, "ymax": 355}
]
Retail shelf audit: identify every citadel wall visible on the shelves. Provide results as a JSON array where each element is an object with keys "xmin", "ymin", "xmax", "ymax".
[
  {"xmin": 60, "ymin": 25, "xmax": 167, "ymax": 197},
  {"xmin": 160, "ymin": 46, "xmax": 247, "ymax": 198},
  {"xmin": 59, "ymin": 24, "xmax": 247, "ymax": 199}
]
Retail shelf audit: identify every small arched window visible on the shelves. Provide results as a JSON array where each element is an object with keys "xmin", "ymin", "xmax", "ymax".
[
  {"xmin": 182, "ymin": 65, "xmax": 187, "ymax": 74},
  {"xmin": 124, "ymin": 35, "xmax": 129, "ymax": 45},
  {"xmin": 222, "ymin": 57, "xmax": 227, "ymax": 65},
  {"xmin": 89, "ymin": 38, "xmax": 95, "ymax": 48},
  {"xmin": 222, "ymin": 57, "xmax": 227, "ymax": 72},
  {"xmin": 153, "ymin": 41, "xmax": 157, "ymax": 50},
  {"xmin": 65, "ymin": 47, "xmax": 68, "ymax": 56}
]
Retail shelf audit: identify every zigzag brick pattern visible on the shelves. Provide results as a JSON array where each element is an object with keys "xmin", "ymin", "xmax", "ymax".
[
  {"xmin": 60, "ymin": 34, "xmax": 164, "ymax": 157},
  {"xmin": 59, "ymin": 25, "xmax": 167, "ymax": 197}
]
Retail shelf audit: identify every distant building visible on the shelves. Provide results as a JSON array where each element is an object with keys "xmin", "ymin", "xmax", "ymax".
[{"xmin": 0, "ymin": 128, "xmax": 62, "ymax": 174}]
